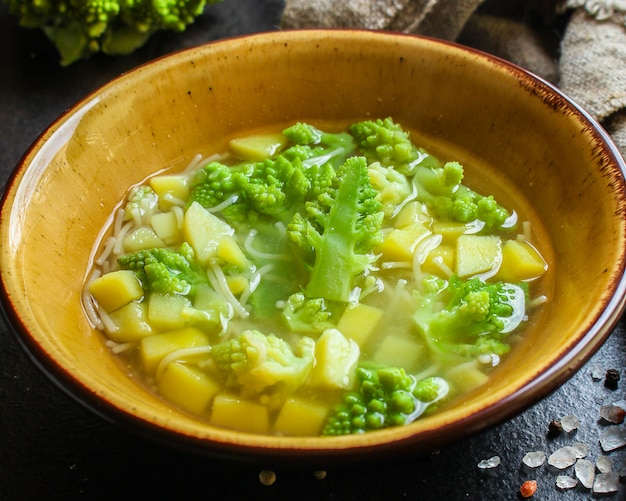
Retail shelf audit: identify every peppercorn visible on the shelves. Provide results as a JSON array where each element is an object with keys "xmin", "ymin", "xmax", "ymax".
[
  {"xmin": 547, "ymin": 419, "xmax": 562, "ymax": 438},
  {"xmin": 604, "ymin": 368, "xmax": 620, "ymax": 389}
]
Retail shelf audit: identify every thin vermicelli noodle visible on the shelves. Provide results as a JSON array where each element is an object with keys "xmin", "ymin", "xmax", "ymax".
[{"xmin": 156, "ymin": 345, "xmax": 213, "ymax": 381}]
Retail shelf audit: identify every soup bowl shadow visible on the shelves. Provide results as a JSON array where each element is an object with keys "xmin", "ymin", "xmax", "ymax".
[{"xmin": 2, "ymin": 30, "xmax": 626, "ymax": 464}]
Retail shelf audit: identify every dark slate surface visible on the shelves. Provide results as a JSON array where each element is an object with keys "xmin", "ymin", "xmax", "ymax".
[{"xmin": 1, "ymin": 1, "xmax": 624, "ymax": 499}]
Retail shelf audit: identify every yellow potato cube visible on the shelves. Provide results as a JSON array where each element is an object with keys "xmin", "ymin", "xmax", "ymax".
[
  {"xmin": 157, "ymin": 362, "xmax": 220, "ymax": 415},
  {"xmin": 432, "ymin": 221, "xmax": 469, "ymax": 244},
  {"xmin": 217, "ymin": 235, "xmax": 249, "ymax": 268},
  {"xmin": 229, "ymin": 133, "xmax": 287, "ymax": 161},
  {"xmin": 447, "ymin": 361, "xmax": 489, "ymax": 393},
  {"xmin": 378, "ymin": 221, "xmax": 431, "ymax": 262},
  {"xmin": 373, "ymin": 335, "xmax": 423, "ymax": 371},
  {"xmin": 336, "ymin": 303, "xmax": 384, "ymax": 347},
  {"xmin": 150, "ymin": 211, "xmax": 181, "ymax": 245},
  {"xmin": 456, "ymin": 234, "xmax": 502, "ymax": 278},
  {"xmin": 495, "ymin": 240, "xmax": 547, "ymax": 282},
  {"xmin": 309, "ymin": 329, "xmax": 360, "ymax": 390},
  {"xmin": 140, "ymin": 327, "xmax": 210, "ymax": 374},
  {"xmin": 184, "ymin": 202, "xmax": 234, "ymax": 264},
  {"xmin": 89, "ymin": 269, "xmax": 144, "ymax": 313},
  {"xmin": 122, "ymin": 227, "xmax": 165, "ymax": 252},
  {"xmin": 421, "ymin": 245, "xmax": 455, "ymax": 276},
  {"xmin": 106, "ymin": 301, "xmax": 153, "ymax": 343},
  {"xmin": 148, "ymin": 293, "xmax": 192, "ymax": 331},
  {"xmin": 149, "ymin": 175, "xmax": 189, "ymax": 209},
  {"xmin": 225, "ymin": 275, "xmax": 248, "ymax": 296},
  {"xmin": 210, "ymin": 393, "xmax": 270, "ymax": 434},
  {"xmin": 273, "ymin": 397, "xmax": 328, "ymax": 436},
  {"xmin": 394, "ymin": 201, "xmax": 430, "ymax": 228}
]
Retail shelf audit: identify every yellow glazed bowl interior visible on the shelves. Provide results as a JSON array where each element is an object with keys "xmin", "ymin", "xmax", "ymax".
[{"xmin": 2, "ymin": 30, "xmax": 626, "ymax": 462}]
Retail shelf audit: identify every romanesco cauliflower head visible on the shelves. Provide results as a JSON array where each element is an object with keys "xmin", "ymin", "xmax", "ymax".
[{"xmin": 4, "ymin": 0, "xmax": 220, "ymax": 66}]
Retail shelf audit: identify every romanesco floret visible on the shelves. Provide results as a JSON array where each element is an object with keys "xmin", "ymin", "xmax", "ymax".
[
  {"xmin": 322, "ymin": 363, "xmax": 448, "ymax": 435},
  {"xmin": 287, "ymin": 156, "xmax": 385, "ymax": 302},
  {"xmin": 280, "ymin": 292, "xmax": 336, "ymax": 334},
  {"xmin": 117, "ymin": 242, "xmax": 204, "ymax": 296},
  {"xmin": 349, "ymin": 117, "xmax": 427, "ymax": 174},
  {"xmin": 187, "ymin": 144, "xmax": 340, "ymax": 228},
  {"xmin": 4, "ymin": 0, "xmax": 220, "ymax": 66},
  {"xmin": 123, "ymin": 185, "xmax": 158, "ymax": 222},
  {"xmin": 413, "ymin": 160, "xmax": 513, "ymax": 230},
  {"xmin": 413, "ymin": 274, "xmax": 528, "ymax": 361},
  {"xmin": 211, "ymin": 329, "xmax": 316, "ymax": 396},
  {"xmin": 282, "ymin": 122, "xmax": 357, "ymax": 170}
]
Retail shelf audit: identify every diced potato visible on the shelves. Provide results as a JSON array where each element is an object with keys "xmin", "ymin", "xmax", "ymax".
[
  {"xmin": 309, "ymin": 329, "xmax": 360, "ymax": 390},
  {"xmin": 373, "ymin": 335, "xmax": 423, "ymax": 371},
  {"xmin": 394, "ymin": 201, "xmax": 431, "ymax": 228},
  {"xmin": 89, "ymin": 269, "xmax": 144, "ymax": 313},
  {"xmin": 148, "ymin": 293, "xmax": 192, "ymax": 331},
  {"xmin": 123, "ymin": 226, "xmax": 165, "ymax": 252},
  {"xmin": 150, "ymin": 211, "xmax": 181, "ymax": 245},
  {"xmin": 217, "ymin": 235, "xmax": 249, "ymax": 268},
  {"xmin": 225, "ymin": 275, "xmax": 248, "ymax": 296},
  {"xmin": 432, "ymin": 221, "xmax": 469, "ymax": 244},
  {"xmin": 150, "ymin": 175, "xmax": 189, "ymax": 210},
  {"xmin": 210, "ymin": 393, "xmax": 270, "ymax": 434},
  {"xmin": 421, "ymin": 245, "xmax": 455, "ymax": 276},
  {"xmin": 336, "ymin": 303, "xmax": 384, "ymax": 347},
  {"xmin": 378, "ymin": 221, "xmax": 432, "ymax": 262},
  {"xmin": 494, "ymin": 240, "xmax": 547, "ymax": 282},
  {"xmin": 184, "ymin": 201, "xmax": 234, "ymax": 264},
  {"xmin": 157, "ymin": 362, "xmax": 220, "ymax": 415},
  {"xmin": 140, "ymin": 327, "xmax": 210, "ymax": 374},
  {"xmin": 446, "ymin": 361, "xmax": 489, "ymax": 393},
  {"xmin": 273, "ymin": 397, "xmax": 328, "ymax": 436},
  {"xmin": 229, "ymin": 133, "xmax": 287, "ymax": 161},
  {"xmin": 456, "ymin": 235, "xmax": 502, "ymax": 278},
  {"xmin": 106, "ymin": 301, "xmax": 153, "ymax": 343}
]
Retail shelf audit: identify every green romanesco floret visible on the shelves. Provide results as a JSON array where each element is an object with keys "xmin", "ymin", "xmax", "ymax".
[
  {"xmin": 322, "ymin": 363, "xmax": 449, "ymax": 436},
  {"xmin": 211, "ymin": 329, "xmax": 316, "ymax": 398},
  {"xmin": 123, "ymin": 185, "xmax": 158, "ymax": 222},
  {"xmin": 413, "ymin": 274, "xmax": 528, "ymax": 361},
  {"xmin": 117, "ymin": 241, "xmax": 205, "ymax": 296},
  {"xmin": 4, "ymin": 0, "xmax": 220, "ymax": 66},
  {"xmin": 349, "ymin": 117, "xmax": 433, "ymax": 175},
  {"xmin": 187, "ymin": 142, "xmax": 341, "ymax": 228},
  {"xmin": 283, "ymin": 122, "xmax": 357, "ymax": 170},
  {"xmin": 413, "ymin": 160, "xmax": 514, "ymax": 230},
  {"xmin": 280, "ymin": 292, "xmax": 337, "ymax": 334},
  {"xmin": 287, "ymin": 156, "xmax": 385, "ymax": 302}
]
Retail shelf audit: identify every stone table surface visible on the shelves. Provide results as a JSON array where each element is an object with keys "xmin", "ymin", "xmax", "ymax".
[{"xmin": 0, "ymin": 1, "xmax": 624, "ymax": 499}]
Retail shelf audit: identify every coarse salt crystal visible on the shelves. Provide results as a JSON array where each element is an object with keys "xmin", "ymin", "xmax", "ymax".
[
  {"xmin": 560, "ymin": 414, "xmax": 580, "ymax": 433},
  {"xmin": 522, "ymin": 451, "xmax": 546, "ymax": 468},
  {"xmin": 556, "ymin": 475, "xmax": 578, "ymax": 490},
  {"xmin": 477, "ymin": 455, "xmax": 500, "ymax": 469},
  {"xmin": 571, "ymin": 442, "xmax": 588, "ymax": 459},
  {"xmin": 575, "ymin": 458, "xmax": 595, "ymax": 489},
  {"xmin": 548, "ymin": 446, "xmax": 578, "ymax": 469},
  {"xmin": 599, "ymin": 427, "xmax": 626, "ymax": 452},
  {"xmin": 596, "ymin": 456, "xmax": 613, "ymax": 474},
  {"xmin": 599, "ymin": 404, "xmax": 626, "ymax": 424},
  {"xmin": 592, "ymin": 472, "xmax": 620, "ymax": 494},
  {"xmin": 591, "ymin": 366, "xmax": 604, "ymax": 381}
]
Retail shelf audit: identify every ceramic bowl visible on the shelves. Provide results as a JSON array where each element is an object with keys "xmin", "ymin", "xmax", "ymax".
[{"xmin": 2, "ymin": 30, "xmax": 626, "ymax": 464}]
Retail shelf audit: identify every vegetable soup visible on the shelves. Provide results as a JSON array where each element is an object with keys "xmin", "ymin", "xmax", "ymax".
[{"xmin": 83, "ymin": 118, "xmax": 552, "ymax": 437}]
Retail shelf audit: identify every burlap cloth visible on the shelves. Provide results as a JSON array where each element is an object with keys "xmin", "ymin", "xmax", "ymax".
[{"xmin": 281, "ymin": 0, "xmax": 626, "ymax": 158}]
